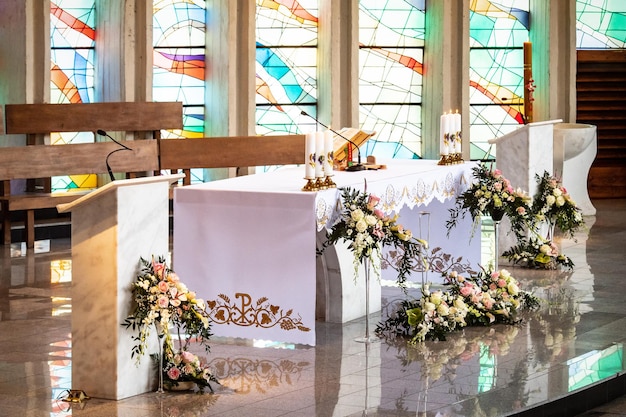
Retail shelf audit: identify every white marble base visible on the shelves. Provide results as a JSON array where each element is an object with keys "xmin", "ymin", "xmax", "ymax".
[
  {"xmin": 488, "ymin": 120, "xmax": 561, "ymax": 261},
  {"xmin": 553, "ymin": 123, "xmax": 597, "ymax": 216},
  {"xmin": 58, "ymin": 176, "xmax": 181, "ymax": 400}
]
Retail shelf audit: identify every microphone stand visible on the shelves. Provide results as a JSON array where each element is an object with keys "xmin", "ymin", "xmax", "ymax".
[
  {"xmin": 97, "ymin": 129, "xmax": 133, "ymax": 182},
  {"xmin": 300, "ymin": 111, "xmax": 365, "ymax": 171}
]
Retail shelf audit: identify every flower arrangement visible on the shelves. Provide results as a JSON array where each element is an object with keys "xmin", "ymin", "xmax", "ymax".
[
  {"xmin": 122, "ymin": 256, "xmax": 217, "ymax": 392},
  {"xmin": 501, "ymin": 172, "xmax": 583, "ymax": 269},
  {"xmin": 162, "ymin": 342, "xmax": 217, "ymax": 391},
  {"xmin": 501, "ymin": 236, "xmax": 574, "ymax": 269},
  {"xmin": 448, "ymin": 166, "xmax": 584, "ymax": 270},
  {"xmin": 446, "ymin": 163, "xmax": 531, "ymax": 239},
  {"xmin": 318, "ymin": 186, "xmax": 427, "ymax": 288},
  {"xmin": 529, "ymin": 171, "xmax": 584, "ymax": 239},
  {"xmin": 376, "ymin": 268, "xmax": 539, "ymax": 343}
]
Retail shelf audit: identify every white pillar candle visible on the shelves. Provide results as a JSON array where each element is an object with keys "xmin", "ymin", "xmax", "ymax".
[
  {"xmin": 453, "ymin": 111, "xmax": 462, "ymax": 153},
  {"xmin": 323, "ymin": 130, "xmax": 334, "ymax": 176},
  {"xmin": 315, "ymin": 131, "xmax": 325, "ymax": 178},
  {"xmin": 305, "ymin": 132, "xmax": 316, "ymax": 179}
]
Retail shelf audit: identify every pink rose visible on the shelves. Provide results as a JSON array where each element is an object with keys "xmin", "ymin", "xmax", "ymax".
[
  {"xmin": 516, "ymin": 206, "xmax": 526, "ymax": 215},
  {"xmin": 158, "ymin": 281, "xmax": 169, "ymax": 293},
  {"xmin": 374, "ymin": 209, "xmax": 384, "ymax": 219},
  {"xmin": 460, "ymin": 284, "xmax": 473, "ymax": 297},
  {"xmin": 367, "ymin": 195, "xmax": 381, "ymax": 210},
  {"xmin": 167, "ymin": 367, "xmax": 181, "ymax": 380},
  {"xmin": 157, "ymin": 295, "xmax": 169, "ymax": 308},
  {"xmin": 181, "ymin": 350, "xmax": 195, "ymax": 363},
  {"xmin": 497, "ymin": 279, "xmax": 506, "ymax": 288},
  {"xmin": 153, "ymin": 262, "xmax": 166, "ymax": 278}
]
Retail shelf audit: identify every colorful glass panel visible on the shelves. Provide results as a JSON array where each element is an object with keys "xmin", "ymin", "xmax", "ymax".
[
  {"xmin": 50, "ymin": 0, "xmax": 97, "ymax": 191},
  {"xmin": 255, "ymin": 0, "xmax": 318, "ymax": 136},
  {"xmin": 469, "ymin": 0, "xmax": 529, "ymax": 160},
  {"xmin": 359, "ymin": 0, "xmax": 425, "ymax": 159},
  {"xmin": 576, "ymin": 0, "xmax": 626, "ymax": 48},
  {"xmin": 154, "ymin": 0, "xmax": 206, "ymax": 183}
]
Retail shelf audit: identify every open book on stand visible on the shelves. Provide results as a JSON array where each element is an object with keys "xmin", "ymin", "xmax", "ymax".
[{"xmin": 333, "ymin": 128, "xmax": 380, "ymax": 170}]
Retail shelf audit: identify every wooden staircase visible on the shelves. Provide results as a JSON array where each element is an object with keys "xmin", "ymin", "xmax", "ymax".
[{"xmin": 577, "ymin": 49, "xmax": 626, "ymax": 199}]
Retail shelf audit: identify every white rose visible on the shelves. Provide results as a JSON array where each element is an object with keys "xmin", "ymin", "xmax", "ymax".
[
  {"xmin": 430, "ymin": 291, "xmax": 442, "ymax": 305},
  {"xmin": 355, "ymin": 219, "xmax": 368, "ymax": 233},
  {"xmin": 556, "ymin": 195, "xmax": 565, "ymax": 207},
  {"xmin": 437, "ymin": 304, "xmax": 450, "ymax": 317},
  {"xmin": 424, "ymin": 302, "xmax": 436, "ymax": 312},
  {"xmin": 553, "ymin": 188, "xmax": 562, "ymax": 197},
  {"xmin": 507, "ymin": 281, "xmax": 519, "ymax": 296},
  {"xmin": 351, "ymin": 208, "xmax": 364, "ymax": 222},
  {"xmin": 546, "ymin": 195, "xmax": 556, "ymax": 206},
  {"xmin": 365, "ymin": 214, "xmax": 378, "ymax": 226}
]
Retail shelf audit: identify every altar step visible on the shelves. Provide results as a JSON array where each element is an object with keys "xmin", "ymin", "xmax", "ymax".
[{"xmin": 577, "ymin": 49, "xmax": 626, "ymax": 199}]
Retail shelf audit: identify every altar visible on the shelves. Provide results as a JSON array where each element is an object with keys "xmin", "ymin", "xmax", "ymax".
[{"xmin": 173, "ymin": 160, "xmax": 479, "ymax": 346}]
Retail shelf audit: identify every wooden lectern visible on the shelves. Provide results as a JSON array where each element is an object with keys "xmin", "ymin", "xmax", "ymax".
[{"xmin": 57, "ymin": 174, "xmax": 183, "ymax": 400}]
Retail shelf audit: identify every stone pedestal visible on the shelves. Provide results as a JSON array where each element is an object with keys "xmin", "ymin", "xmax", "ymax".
[
  {"xmin": 488, "ymin": 120, "xmax": 562, "ymax": 261},
  {"xmin": 57, "ymin": 174, "xmax": 183, "ymax": 400}
]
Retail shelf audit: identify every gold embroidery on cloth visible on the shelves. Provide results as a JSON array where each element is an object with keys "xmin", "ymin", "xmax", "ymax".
[{"xmin": 206, "ymin": 293, "xmax": 311, "ymax": 332}]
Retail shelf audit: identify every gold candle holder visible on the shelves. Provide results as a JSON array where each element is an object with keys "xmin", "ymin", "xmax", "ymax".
[
  {"xmin": 315, "ymin": 177, "xmax": 327, "ymax": 190},
  {"xmin": 437, "ymin": 154, "xmax": 452, "ymax": 165},
  {"xmin": 302, "ymin": 178, "xmax": 318, "ymax": 192},
  {"xmin": 323, "ymin": 175, "xmax": 336, "ymax": 188}
]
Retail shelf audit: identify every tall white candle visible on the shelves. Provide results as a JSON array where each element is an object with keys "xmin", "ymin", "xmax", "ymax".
[
  {"xmin": 323, "ymin": 130, "xmax": 334, "ymax": 176},
  {"xmin": 305, "ymin": 132, "xmax": 316, "ymax": 179},
  {"xmin": 315, "ymin": 131, "xmax": 325, "ymax": 178},
  {"xmin": 453, "ymin": 111, "xmax": 462, "ymax": 153}
]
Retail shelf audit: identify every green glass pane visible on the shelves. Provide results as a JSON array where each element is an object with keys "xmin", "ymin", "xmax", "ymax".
[{"xmin": 577, "ymin": 0, "xmax": 626, "ymax": 48}]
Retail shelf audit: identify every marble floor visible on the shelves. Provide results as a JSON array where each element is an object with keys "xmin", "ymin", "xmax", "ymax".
[{"xmin": 1, "ymin": 199, "xmax": 625, "ymax": 417}]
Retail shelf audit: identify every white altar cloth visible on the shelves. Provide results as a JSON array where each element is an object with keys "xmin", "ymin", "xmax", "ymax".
[{"xmin": 173, "ymin": 160, "xmax": 477, "ymax": 346}]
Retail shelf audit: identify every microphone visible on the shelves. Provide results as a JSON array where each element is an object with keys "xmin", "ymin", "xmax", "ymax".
[
  {"xmin": 97, "ymin": 129, "xmax": 132, "ymax": 182},
  {"xmin": 300, "ymin": 110, "xmax": 365, "ymax": 172}
]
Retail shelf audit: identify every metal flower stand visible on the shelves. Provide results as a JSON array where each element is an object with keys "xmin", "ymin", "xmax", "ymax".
[
  {"xmin": 490, "ymin": 209, "xmax": 505, "ymax": 271},
  {"xmin": 355, "ymin": 257, "xmax": 379, "ymax": 343}
]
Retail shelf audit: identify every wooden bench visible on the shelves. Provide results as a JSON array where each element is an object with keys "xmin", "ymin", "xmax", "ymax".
[
  {"xmin": 1, "ymin": 101, "xmax": 182, "ymax": 247},
  {"xmin": 158, "ymin": 135, "xmax": 306, "ymax": 185}
]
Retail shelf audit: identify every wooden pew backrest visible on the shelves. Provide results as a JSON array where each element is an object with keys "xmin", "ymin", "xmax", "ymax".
[
  {"xmin": 0, "ymin": 141, "xmax": 159, "ymax": 181},
  {"xmin": 159, "ymin": 135, "xmax": 306, "ymax": 170},
  {"xmin": 5, "ymin": 102, "xmax": 183, "ymax": 134}
]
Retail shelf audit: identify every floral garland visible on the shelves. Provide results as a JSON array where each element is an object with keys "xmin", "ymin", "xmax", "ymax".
[
  {"xmin": 376, "ymin": 268, "xmax": 539, "ymax": 343},
  {"xmin": 122, "ymin": 256, "xmax": 218, "ymax": 391},
  {"xmin": 318, "ymin": 186, "xmax": 427, "ymax": 289}
]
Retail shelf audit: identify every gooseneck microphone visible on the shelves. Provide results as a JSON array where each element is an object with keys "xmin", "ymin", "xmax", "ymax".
[
  {"xmin": 97, "ymin": 129, "xmax": 133, "ymax": 182},
  {"xmin": 300, "ymin": 110, "xmax": 365, "ymax": 172}
]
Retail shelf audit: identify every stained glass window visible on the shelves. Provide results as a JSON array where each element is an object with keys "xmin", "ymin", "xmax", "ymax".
[
  {"xmin": 576, "ymin": 0, "xmax": 626, "ymax": 48},
  {"xmin": 153, "ymin": 0, "xmax": 206, "ymax": 182},
  {"xmin": 469, "ymin": 0, "xmax": 530, "ymax": 160},
  {"xmin": 359, "ymin": 0, "xmax": 425, "ymax": 159},
  {"xmin": 255, "ymin": 0, "xmax": 318, "ymax": 136},
  {"xmin": 153, "ymin": 0, "xmax": 206, "ymax": 138},
  {"xmin": 50, "ymin": 0, "xmax": 96, "ymax": 191}
]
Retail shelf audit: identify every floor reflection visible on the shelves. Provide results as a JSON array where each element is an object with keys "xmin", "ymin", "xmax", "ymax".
[{"xmin": 0, "ymin": 200, "xmax": 625, "ymax": 416}]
